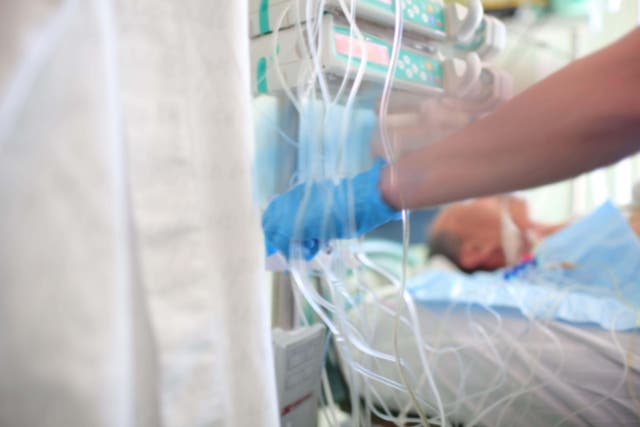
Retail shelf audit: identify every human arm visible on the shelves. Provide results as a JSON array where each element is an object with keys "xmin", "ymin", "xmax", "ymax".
[{"xmin": 380, "ymin": 28, "xmax": 640, "ymax": 210}]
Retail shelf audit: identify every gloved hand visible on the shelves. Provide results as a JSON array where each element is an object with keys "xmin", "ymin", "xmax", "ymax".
[{"xmin": 262, "ymin": 159, "xmax": 401, "ymax": 259}]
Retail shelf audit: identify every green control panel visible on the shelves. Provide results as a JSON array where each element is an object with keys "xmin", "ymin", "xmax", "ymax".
[
  {"xmin": 395, "ymin": 50, "xmax": 443, "ymax": 88},
  {"xmin": 332, "ymin": 25, "xmax": 444, "ymax": 89},
  {"xmin": 364, "ymin": 0, "xmax": 446, "ymax": 33}
]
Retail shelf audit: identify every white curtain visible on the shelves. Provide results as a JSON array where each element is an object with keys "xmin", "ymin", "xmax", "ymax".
[{"xmin": 0, "ymin": 1, "xmax": 278, "ymax": 426}]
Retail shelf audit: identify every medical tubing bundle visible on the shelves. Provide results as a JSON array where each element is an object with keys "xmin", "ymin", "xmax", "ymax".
[
  {"xmin": 375, "ymin": 1, "xmax": 445, "ymax": 425},
  {"xmin": 271, "ymin": 0, "xmax": 450, "ymax": 424}
]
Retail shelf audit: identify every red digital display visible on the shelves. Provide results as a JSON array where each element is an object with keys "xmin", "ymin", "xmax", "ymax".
[{"xmin": 334, "ymin": 33, "xmax": 390, "ymax": 66}]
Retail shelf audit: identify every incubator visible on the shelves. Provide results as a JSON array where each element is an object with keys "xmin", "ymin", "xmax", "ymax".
[{"xmin": 252, "ymin": 1, "xmax": 640, "ymax": 426}]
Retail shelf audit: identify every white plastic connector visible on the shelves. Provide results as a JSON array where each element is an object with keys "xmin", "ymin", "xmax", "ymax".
[
  {"xmin": 477, "ymin": 16, "xmax": 507, "ymax": 61},
  {"xmin": 440, "ymin": 67, "xmax": 512, "ymax": 113},
  {"xmin": 442, "ymin": 52, "xmax": 482, "ymax": 96},
  {"xmin": 446, "ymin": 0, "xmax": 484, "ymax": 43}
]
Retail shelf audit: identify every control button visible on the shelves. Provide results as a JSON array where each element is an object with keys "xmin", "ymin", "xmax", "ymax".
[
  {"xmin": 421, "ymin": 13, "xmax": 428, "ymax": 22},
  {"xmin": 437, "ymin": 21, "xmax": 443, "ymax": 27},
  {"xmin": 403, "ymin": 55, "xmax": 411, "ymax": 63},
  {"xmin": 408, "ymin": 10, "xmax": 415, "ymax": 18},
  {"xmin": 424, "ymin": 61, "xmax": 432, "ymax": 70},
  {"xmin": 420, "ymin": 72, "xmax": 427, "ymax": 81},
  {"xmin": 397, "ymin": 61, "xmax": 405, "ymax": 69},
  {"xmin": 411, "ymin": 64, "xmax": 418, "ymax": 73},
  {"xmin": 427, "ymin": 4, "xmax": 434, "ymax": 13},
  {"xmin": 406, "ymin": 69, "xmax": 414, "ymax": 79}
]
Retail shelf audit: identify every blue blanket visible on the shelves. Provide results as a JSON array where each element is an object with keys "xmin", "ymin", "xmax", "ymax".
[{"xmin": 410, "ymin": 202, "xmax": 640, "ymax": 330}]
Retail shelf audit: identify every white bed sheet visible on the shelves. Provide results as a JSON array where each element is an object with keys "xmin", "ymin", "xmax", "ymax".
[{"xmin": 344, "ymin": 289, "xmax": 640, "ymax": 427}]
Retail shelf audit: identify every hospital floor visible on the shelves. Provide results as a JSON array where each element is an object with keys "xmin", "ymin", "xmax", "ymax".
[
  {"xmin": 317, "ymin": 407, "xmax": 391, "ymax": 427},
  {"xmin": 317, "ymin": 406, "xmax": 458, "ymax": 427}
]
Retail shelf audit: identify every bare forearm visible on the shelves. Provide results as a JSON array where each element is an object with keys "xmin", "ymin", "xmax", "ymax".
[{"xmin": 381, "ymin": 29, "xmax": 640, "ymax": 210}]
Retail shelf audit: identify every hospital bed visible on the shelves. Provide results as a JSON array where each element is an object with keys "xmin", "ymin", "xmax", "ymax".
[{"xmin": 333, "ymin": 239, "xmax": 640, "ymax": 427}]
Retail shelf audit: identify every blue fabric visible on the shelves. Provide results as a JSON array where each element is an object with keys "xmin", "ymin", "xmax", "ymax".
[
  {"xmin": 262, "ymin": 159, "xmax": 401, "ymax": 259},
  {"xmin": 536, "ymin": 201, "xmax": 640, "ymax": 301},
  {"xmin": 253, "ymin": 97, "xmax": 298, "ymax": 206},
  {"xmin": 410, "ymin": 202, "xmax": 640, "ymax": 330},
  {"xmin": 297, "ymin": 102, "xmax": 377, "ymax": 182}
]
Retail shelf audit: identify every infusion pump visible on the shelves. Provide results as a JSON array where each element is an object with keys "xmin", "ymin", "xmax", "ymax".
[
  {"xmin": 249, "ymin": 0, "xmax": 509, "ymax": 112},
  {"xmin": 249, "ymin": 0, "xmax": 505, "ymax": 60}
]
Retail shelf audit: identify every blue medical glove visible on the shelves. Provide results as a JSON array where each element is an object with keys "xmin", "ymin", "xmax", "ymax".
[{"xmin": 262, "ymin": 159, "xmax": 401, "ymax": 259}]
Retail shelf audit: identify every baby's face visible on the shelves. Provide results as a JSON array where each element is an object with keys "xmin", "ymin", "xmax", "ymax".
[{"xmin": 436, "ymin": 196, "xmax": 533, "ymax": 270}]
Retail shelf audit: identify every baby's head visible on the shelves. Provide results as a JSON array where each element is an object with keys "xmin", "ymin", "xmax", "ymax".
[{"xmin": 427, "ymin": 196, "xmax": 532, "ymax": 272}]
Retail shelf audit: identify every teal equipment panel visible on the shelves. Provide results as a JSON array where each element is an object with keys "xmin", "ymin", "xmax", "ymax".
[
  {"xmin": 332, "ymin": 25, "xmax": 444, "ymax": 89},
  {"xmin": 360, "ymin": 0, "xmax": 446, "ymax": 32}
]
